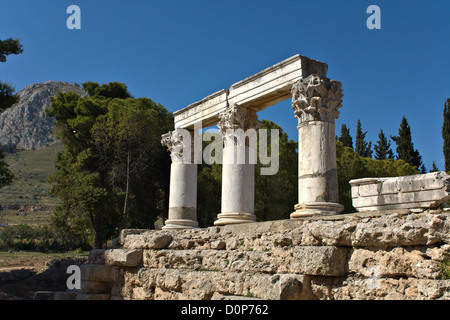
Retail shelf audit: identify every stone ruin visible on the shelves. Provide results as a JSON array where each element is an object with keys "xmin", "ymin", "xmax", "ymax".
[{"xmin": 35, "ymin": 54, "xmax": 450, "ymax": 300}]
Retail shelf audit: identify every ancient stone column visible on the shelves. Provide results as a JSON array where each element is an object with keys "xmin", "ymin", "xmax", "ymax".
[
  {"xmin": 291, "ymin": 74, "xmax": 344, "ymax": 217},
  {"xmin": 214, "ymin": 105, "xmax": 261, "ymax": 226},
  {"xmin": 161, "ymin": 129, "xmax": 198, "ymax": 229}
]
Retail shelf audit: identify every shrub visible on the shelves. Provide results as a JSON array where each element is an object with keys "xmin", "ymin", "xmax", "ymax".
[{"xmin": 0, "ymin": 224, "xmax": 91, "ymax": 252}]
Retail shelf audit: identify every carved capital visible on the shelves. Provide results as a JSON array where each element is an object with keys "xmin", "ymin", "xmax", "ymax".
[
  {"xmin": 161, "ymin": 129, "xmax": 193, "ymax": 163},
  {"xmin": 291, "ymin": 75, "xmax": 343, "ymax": 124},
  {"xmin": 217, "ymin": 105, "xmax": 261, "ymax": 146}
]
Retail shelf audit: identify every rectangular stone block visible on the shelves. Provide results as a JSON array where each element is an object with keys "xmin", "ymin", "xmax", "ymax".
[
  {"xmin": 228, "ymin": 54, "xmax": 327, "ymax": 112},
  {"xmin": 174, "ymin": 89, "xmax": 228, "ymax": 129},
  {"xmin": 350, "ymin": 172, "xmax": 450, "ymax": 212},
  {"xmin": 80, "ymin": 264, "xmax": 112, "ymax": 282},
  {"xmin": 88, "ymin": 249, "xmax": 143, "ymax": 267},
  {"xmin": 81, "ymin": 280, "xmax": 112, "ymax": 294},
  {"xmin": 291, "ymin": 246, "xmax": 348, "ymax": 276}
]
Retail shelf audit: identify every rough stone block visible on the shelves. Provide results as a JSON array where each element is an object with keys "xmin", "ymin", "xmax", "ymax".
[
  {"xmin": 81, "ymin": 280, "xmax": 112, "ymax": 294},
  {"xmin": 123, "ymin": 232, "xmax": 173, "ymax": 249},
  {"xmin": 80, "ymin": 264, "xmax": 112, "ymax": 282},
  {"xmin": 291, "ymin": 246, "xmax": 348, "ymax": 276},
  {"xmin": 89, "ymin": 249, "xmax": 143, "ymax": 267}
]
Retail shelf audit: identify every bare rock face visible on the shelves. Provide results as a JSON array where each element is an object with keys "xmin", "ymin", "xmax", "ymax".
[{"xmin": 0, "ymin": 80, "xmax": 87, "ymax": 151}]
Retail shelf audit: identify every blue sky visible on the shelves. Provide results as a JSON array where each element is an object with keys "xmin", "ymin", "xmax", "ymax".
[{"xmin": 1, "ymin": 0, "xmax": 449, "ymax": 171}]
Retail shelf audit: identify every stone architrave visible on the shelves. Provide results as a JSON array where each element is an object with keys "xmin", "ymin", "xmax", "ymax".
[
  {"xmin": 161, "ymin": 130, "xmax": 198, "ymax": 229},
  {"xmin": 290, "ymin": 74, "xmax": 344, "ymax": 217},
  {"xmin": 214, "ymin": 104, "xmax": 261, "ymax": 226},
  {"xmin": 350, "ymin": 171, "xmax": 450, "ymax": 212}
]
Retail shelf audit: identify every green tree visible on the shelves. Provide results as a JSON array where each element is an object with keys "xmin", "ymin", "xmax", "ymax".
[
  {"xmin": 430, "ymin": 161, "xmax": 439, "ymax": 173},
  {"xmin": 391, "ymin": 116, "xmax": 423, "ymax": 170},
  {"xmin": 336, "ymin": 140, "xmax": 419, "ymax": 213},
  {"xmin": 91, "ymin": 97, "xmax": 173, "ymax": 229},
  {"xmin": 0, "ymin": 38, "xmax": 22, "ymax": 189},
  {"xmin": 355, "ymin": 119, "xmax": 372, "ymax": 158},
  {"xmin": 254, "ymin": 120, "xmax": 297, "ymax": 221},
  {"xmin": 338, "ymin": 124, "xmax": 353, "ymax": 149},
  {"xmin": 47, "ymin": 82, "xmax": 173, "ymax": 248},
  {"xmin": 0, "ymin": 38, "xmax": 23, "ymax": 111},
  {"xmin": 442, "ymin": 98, "xmax": 450, "ymax": 172},
  {"xmin": 373, "ymin": 129, "xmax": 394, "ymax": 160}
]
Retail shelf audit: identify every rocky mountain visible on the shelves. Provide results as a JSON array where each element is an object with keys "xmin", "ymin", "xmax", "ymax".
[{"xmin": 0, "ymin": 81, "xmax": 87, "ymax": 151}]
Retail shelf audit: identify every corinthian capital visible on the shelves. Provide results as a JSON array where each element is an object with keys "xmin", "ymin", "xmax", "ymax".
[
  {"xmin": 161, "ymin": 129, "xmax": 193, "ymax": 163},
  {"xmin": 217, "ymin": 104, "xmax": 261, "ymax": 146},
  {"xmin": 291, "ymin": 74, "xmax": 343, "ymax": 124}
]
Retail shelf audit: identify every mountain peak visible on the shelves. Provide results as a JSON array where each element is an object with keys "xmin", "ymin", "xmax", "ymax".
[{"xmin": 0, "ymin": 81, "xmax": 87, "ymax": 151}]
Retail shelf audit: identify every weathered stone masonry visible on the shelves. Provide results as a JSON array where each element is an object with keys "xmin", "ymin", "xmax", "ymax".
[{"xmin": 65, "ymin": 210, "xmax": 450, "ymax": 300}]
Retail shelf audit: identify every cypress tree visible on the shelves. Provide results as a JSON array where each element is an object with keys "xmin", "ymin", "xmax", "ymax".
[
  {"xmin": 373, "ymin": 129, "xmax": 394, "ymax": 160},
  {"xmin": 430, "ymin": 161, "xmax": 439, "ymax": 173},
  {"xmin": 355, "ymin": 119, "xmax": 372, "ymax": 158},
  {"xmin": 338, "ymin": 124, "xmax": 353, "ymax": 149},
  {"xmin": 442, "ymin": 98, "xmax": 450, "ymax": 172},
  {"xmin": 391, "ymin": 116, "xmax": 423, "ymax": 169}
]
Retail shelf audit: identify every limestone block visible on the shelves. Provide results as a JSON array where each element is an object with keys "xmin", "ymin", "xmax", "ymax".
[
  {"xmin": 123, "ymin": 231, "xmax": 173, "ymax": 249},
  {"xmin": 291, "ymin": 246, "xmax": 348, "ymax": 276},
  {"xmin": 81, "ymin": 280, "xmax": 112, "ymax": 294},
  {"xmin": 80, "ymin": 264, "xmax": 112, "ymax": 282},
  {"xmin": 88, "ymin": 249, "xmax": 143, "ymax": 267},
  {"xmin": 348, "ymin": 247, "xmax": 443, "ymax": 279},
  {"xmin": 350, "ymin": 172, "xmax": 450, "ymax": 212}
]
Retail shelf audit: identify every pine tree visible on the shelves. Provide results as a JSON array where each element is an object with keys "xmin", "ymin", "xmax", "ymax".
[
  {"xmin": 338, "ymin": 124, "xmax": 353, "ymax": 149},
  {"xmin": 391, "ymin": 116, "xmax": 423, "ymax": 169},
  {"xmin": 355, "ymin": 119, "xmax": 372, "ymax": 158},
  {"xmin": 0, "ymin": 38, "xmax": 23, "ymax": 111},
  {"xmin": 442, "ymin": 98, "xmax": 450, "ymax": 172},
  {"xmin": 373, "ymin": 129, "xmax": 394, "ymax": 160}
]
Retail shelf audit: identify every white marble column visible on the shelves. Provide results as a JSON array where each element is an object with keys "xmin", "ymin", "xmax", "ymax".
[
  {"xmin": 290, "ymin": 74, "xmax": 344, "ymax": 217},
  {"xmin": 161, "ymin": 129, "xmax": 198, "ymax": 229},
  {"xmin": 214, "ymin": 105, "xmax": 260, "ymax": 226}
]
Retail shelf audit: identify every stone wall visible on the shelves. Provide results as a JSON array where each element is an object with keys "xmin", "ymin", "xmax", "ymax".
[{"xmin": 60, "ymin": 210, "xmax": 450, "ymax": 300}]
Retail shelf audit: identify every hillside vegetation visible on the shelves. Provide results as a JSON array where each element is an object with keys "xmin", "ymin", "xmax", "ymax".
[{"xmin": 0, "ymin": 143, "xmax": 62, "ymax": 226}]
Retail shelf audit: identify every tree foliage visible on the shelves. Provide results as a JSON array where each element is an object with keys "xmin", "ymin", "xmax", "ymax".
[
  {"xmin": 373, "ymin": 129, "xmax": 394, "ymax": 160},
  {"xmin": 391, "ymin": 116, "xmax": 423, "ymax": 170},
  {"xmin": 0, "ymin": 38, "xmax": 23, "ymax": 112},
  {"xmin": 336, "ymin": 140, "xmax": 419, "ymax": 213},
  {"xmin": 442, "ymin": 98, "xmax": 450, "ymax": 172},
  {"xmin": 338, "ymin": 124, "xmax": 353, "ymax": 149},
  {"xmin": 47, "ymin": 82, "xmax": 173, "ymax": 249},
  {"xmin": 355, "ymin": 119, "xmax": 372, "ymax": 158},
  {"xmin": 0, "ymin": 38, "xmax": 22, "ymax": 190}
]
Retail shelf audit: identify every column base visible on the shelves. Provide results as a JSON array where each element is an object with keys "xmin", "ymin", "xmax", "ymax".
[
  {"xmin": 214, "ymin": 212, "xmax": 256, "ymax": 226},
  {"xmin": 162, "ymin": 219, "xmax": 199, "ymax": 229},
  {"xmin": 290, "ymin": 202, "xmax": 344, "ymax": 218}
]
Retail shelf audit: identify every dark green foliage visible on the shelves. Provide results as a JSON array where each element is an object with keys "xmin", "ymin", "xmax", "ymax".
[
  {"xmin": 391, "ymin": 116, "xmax": 423, "ymax": 170},
  {"xmin": 373, "ymin": 129, "xmax": 394, "ymax": 160},
  {"xmin": 0, "ymin": 38, "xmax": 23, "ymax": 112},
  {"xmin": 254, "ymin": 120, "xmax": 297, "ymax": 221},
  {"xmin": 46, "ymin": 82, "xmax": 173, "ymax": 249},
  {"xmin": 355, "ymin": 120, "xmax": 372, "ymax": 158},
  {"xmin": 0, "ymin": 224, "xmax": 90, "ymax": 252},
  {"xmin": 0, "ymin": 150, "xmax": 14, "ymax": 188},
  {"xmin": 0, "ymin": 38, "xmax": 23, "ymax": 190},
  {"xmin": 442, "ymin": 98, "xmax": 450, "ymax": 172},
  {"xmin": 0, "ymin": 38, "xmax": 23, "ymax": 62},
  {"xmin": 430, "ymin": 161, "xmax": 439, "ymax": 173},
  {"xmin": 82, "ymin": 81, "xmax": 132, "ymax": 99},
  {"xmin": 336, "ymin": 140, "xmax": 419, "ymax": 213},
  {"xmin": 338, "ymin": 124, "xmax": 353, "ymax": 149}
]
